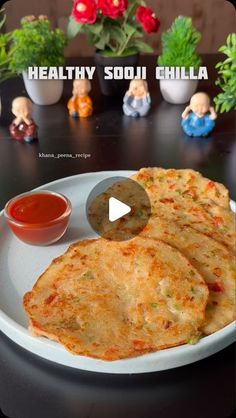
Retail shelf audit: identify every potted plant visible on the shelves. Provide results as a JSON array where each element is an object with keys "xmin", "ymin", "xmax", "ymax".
[
  {"xmin": 0, "ymin": 9, "xmax": 14, "ymax": 117},
  {"xmin": 157, "ymin": 16, "xmax": 202, "ymax": 104},
  {"xmin": 214, "ymin": 33, "xmax": 236, "ymax": 113},
  {"xmin": 9, "ymin": 15, "xmax": 67, "ymax": 105},
  {"xmin": 68, "ymin": 0, "xmax": 160, "ymax": 95}
]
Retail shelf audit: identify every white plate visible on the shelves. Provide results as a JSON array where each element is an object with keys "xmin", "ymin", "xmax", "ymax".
[{"xmin": 0, "ymin": 171, "xmax": 235, "ymax": 374}]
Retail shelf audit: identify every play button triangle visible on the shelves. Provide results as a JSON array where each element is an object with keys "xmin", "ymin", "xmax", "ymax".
[{"xmin": 109, "ymin": 197, "xmax": 131, "ymax": 222}]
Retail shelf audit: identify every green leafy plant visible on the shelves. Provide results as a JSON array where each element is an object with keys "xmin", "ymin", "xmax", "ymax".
[
  {"xmin": 214, "ymin": 34, "xmax": 236, "ymax": 113},
  {"xmin": 9, "ymin": 15, "xmax": 67, "ymax": 73},
  {"xmin": 68, "ymin": 0, "xmax": 160, "ymax": 57},
  {"xmin": 158, "ymin": 16, "xmax": 202, "ymax": 69},
  {"xmin": 0, "ymin": 9, "xmax": 14, "ymax": 83}
]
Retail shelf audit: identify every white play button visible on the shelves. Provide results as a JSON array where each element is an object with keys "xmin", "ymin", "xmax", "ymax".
[
  {"xmin": 109, "ymin": 197, "xmax": 131, "ymax": 222},
  {"xmin": 86, "ymin": 176, "xmax": 151, "ymax": 241}
]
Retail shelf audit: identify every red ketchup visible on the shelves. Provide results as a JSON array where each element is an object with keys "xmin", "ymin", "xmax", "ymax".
[{"xmin": 4, "ymin": 191, "xmax": 72, "ymax": 245}]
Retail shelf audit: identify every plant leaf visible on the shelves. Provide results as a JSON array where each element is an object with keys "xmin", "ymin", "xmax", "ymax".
[
  {"xmin": 158, "ymin": 16, "xmax": 201, "ymax": 68},
  {"xmin": 67, "ymin": 16, "xmax": 82, "ymax": 39},
  {"xmin": 132, "ymin": 40, "xmax": 153, "ymax": 53},
  {"xmin": 123, "ymin": 23, "xmax": 137, "ymax": 36},
  {"xmin": 88, "ymin": 22, "xmax": 103, "ymax": 35}
]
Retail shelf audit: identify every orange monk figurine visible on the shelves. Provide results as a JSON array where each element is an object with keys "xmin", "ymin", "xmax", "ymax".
[{"xmin": 67, "ymin": 79, "xmax": 93, "ymax": 118}]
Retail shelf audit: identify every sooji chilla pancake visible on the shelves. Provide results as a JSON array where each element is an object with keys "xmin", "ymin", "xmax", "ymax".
[
  {"xmin": 141, "ymin": 217, "xmax": 236, "ymax": 335},
  {"xmin": 23, "ymin": 237, "xmax": 208, "ymax": 361},
  {"xmin": 131, "ymin": 168, "xmax": 230, "ymax": 208},
  {"xmin": 131, "ymin": 168, "xmax": 236, "ymax": 253}
]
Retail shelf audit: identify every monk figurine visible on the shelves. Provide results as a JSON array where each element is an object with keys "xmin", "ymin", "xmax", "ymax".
[
  {"xmin": 67, "ymin": 79, "xmax": 93, "ymax": 118},
  {"xmin": 181, "ymin": 92, "xmax": 217, "ymax": 137},
  {"xmin": 123, "ymin": 79, "xmax": 151, "ymax": 118},
  {"xmin": 9, "ymin": 97, "xmax": 38, "ymax": 143}
]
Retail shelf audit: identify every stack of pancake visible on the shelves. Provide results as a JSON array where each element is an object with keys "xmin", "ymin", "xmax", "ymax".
[{"xmin": 23, "ymin": 168, "xmax": 236, "ymax": 360}]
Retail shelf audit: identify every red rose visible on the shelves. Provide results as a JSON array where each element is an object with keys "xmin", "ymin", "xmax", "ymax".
[
  {"xmin": 72, "ymin": 0, "xmax": 97, "ymax": 24},
  {"xmin": 97, "ymin": 0, "xmax": 128, "ymax": 19},
  {"xmin": 136, "ymin": 6, "xmax": 160, "ymax": 34}
]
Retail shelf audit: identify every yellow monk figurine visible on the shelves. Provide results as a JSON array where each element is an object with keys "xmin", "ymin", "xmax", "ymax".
[{"xmin": 67, "ymin": 79, "xmax": 93, "ymax": 118}]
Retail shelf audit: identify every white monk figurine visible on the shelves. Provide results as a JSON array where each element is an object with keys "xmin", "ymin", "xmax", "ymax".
[{"xmin": 123, "ymin": 79, "xmax": 151, "ymax": 118}]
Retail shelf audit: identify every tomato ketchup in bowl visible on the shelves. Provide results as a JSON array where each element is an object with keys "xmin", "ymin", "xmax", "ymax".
[{"xmin": 4, "ymin": 191, "xmax": 72, "ymax": 245}]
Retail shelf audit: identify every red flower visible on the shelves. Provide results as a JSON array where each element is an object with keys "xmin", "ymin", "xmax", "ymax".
[
  {"xmin": 72, "ymin": 0, "xmax": 97, "ymax": 24},
  {"xmin": 136, "ymin": 6, "xmax": 160, "ymax": 34},
  {"xmin": 98, "ymin": 0, "xmax": 128, "ymax": 19}
]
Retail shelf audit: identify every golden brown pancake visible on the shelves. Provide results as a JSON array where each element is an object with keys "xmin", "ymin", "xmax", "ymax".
[
  {"xmin": 131, "ymin": 168, "xmax": 236, "ymax": 253},
  {"xmin": 23, "ymin": 237, "xmax": 208, "ymax": 360},
  {"xmin": 140, "ymin": 217, "xmax": 236, "ymax": 334},
  {"xmin": 131, "ymin": 167, "xmax": 230, "ymax": 208}
]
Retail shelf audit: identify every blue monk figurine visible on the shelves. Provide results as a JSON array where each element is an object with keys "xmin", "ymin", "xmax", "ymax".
[
  {"xmin": 123, "ymin": 79, "xmax": 151, "ymax": 118},
  {"xmin": 181, "ymin": 92, "xmax": 217, "ymax": 137}
]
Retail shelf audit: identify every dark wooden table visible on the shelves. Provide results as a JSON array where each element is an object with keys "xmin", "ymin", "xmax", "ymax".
[{"xmin": 0, "ymin": 55, "xmax": 235, "ymax": 418}]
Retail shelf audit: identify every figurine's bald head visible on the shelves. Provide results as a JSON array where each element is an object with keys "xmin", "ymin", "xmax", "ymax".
[
  {"xmin": 190, "ymin": 92, "xmax": 211, "ymax": 117},
  {"xmin": 73, "ymin": 79, "xmax": 91, "ymax": 97},
  {"xmin": 12, "ymin": 97, "xmax": 33, "ymax": 118},
  {"xmin": 129, "ymin": 79, "xmax": 148, "ymax": 98}
]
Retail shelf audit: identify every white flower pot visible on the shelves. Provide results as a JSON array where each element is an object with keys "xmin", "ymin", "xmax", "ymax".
[
  {"xmin": 22, "ymin": 71, "xmax": 63, "ymax": 105},
  {"xmin": 159, "ymin": 79, "xmax": 198, "ymax": 104}
]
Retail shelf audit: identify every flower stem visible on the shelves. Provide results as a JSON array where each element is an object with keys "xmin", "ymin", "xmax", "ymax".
[{"xmin": 117, "ymin": 29, "xmax": 136, "ymax": 55}]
